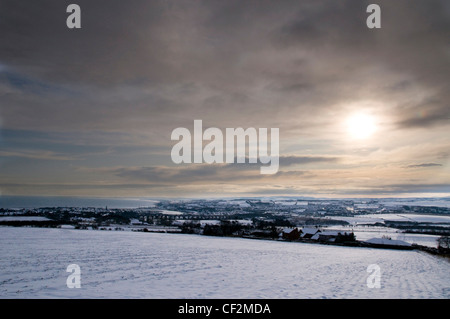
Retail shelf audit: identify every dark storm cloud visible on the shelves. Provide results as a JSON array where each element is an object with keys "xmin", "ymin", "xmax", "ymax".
[
  {"xmin": 1, "ymin": 0, "xmax": 449, "ymax": 197},
  {"xmin": 275, "ymin": 1, "xmax": 372, "ymax": 48},
  {"xmin": 1, "ymin": 0, "xmax": 449, "ymax": 132},
  {"xmin": 112, "ymin": 163, "xmax": 310, "ymax": 184},
  {"xmin": 0, "ymin": 0, "xmax": 171, "ymax": 86},
  {"xmin": 112, "ymin": 165, "xmax": 243, "ymax": 184},
  {"xmin": 272, "ymin": 0, "xmax": 450, "ymax": 131}
]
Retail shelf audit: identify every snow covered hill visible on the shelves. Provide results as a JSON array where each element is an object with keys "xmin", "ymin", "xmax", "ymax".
[{"xmin": 0, "ymin": 227, "xmax": 449, "ymax": 298}]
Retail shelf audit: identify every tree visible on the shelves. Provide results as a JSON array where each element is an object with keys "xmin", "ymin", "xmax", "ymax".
[
  {"xmin": 437, "ymin": 236, "xmax": 450, "ymax": 252},
  {"xmin": 336, "ymin": 232, "xmax": 356, "ymax": 243}
]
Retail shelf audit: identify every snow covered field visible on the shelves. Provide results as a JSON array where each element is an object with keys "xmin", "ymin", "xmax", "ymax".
[
  {"xmin": 328, "ymin": 213, "xmax": 450, "ymax": 225},
  {"xmin": 0, "ymin": 227, "xmax": 449, "ymax": 299}
]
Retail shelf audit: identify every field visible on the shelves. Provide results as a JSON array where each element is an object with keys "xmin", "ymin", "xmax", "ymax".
[{"xmin": 0, "ymin": 227, "xmax": 449, "ymax": 299}]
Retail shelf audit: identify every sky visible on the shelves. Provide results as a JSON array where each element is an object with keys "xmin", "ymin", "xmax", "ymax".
[{"xmin": 0, "ymin": 0, "xmax": 449, "ymax": 198}]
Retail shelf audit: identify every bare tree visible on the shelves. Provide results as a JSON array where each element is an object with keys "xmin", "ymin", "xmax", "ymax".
[{"xmin": 437, "ymin": 236, "xmax": 450, "ymax": 251}]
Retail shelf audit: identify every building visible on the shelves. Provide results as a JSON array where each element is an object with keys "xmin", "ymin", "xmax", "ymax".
[
  {"xmin": 281, "ymin": 227, "xmax": 300, "ymax": 240},
  {"xmin": 311, "ymin": 230, "xmax": 340, "ymax": 242},
  {"xmin": 300, "ymin": 227, "xmax": 320, "ymax": 239},
  {"xmin": 311, "ymin": 230, "xmax": 355, "ymax": 243}
]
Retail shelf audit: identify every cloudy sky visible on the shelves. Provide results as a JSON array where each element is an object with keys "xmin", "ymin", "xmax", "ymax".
[{"xmin": 0, "ymin": 0, "xmax": 449, "ymax": 198}]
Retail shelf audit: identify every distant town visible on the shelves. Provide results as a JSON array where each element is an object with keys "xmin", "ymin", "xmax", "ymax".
[{"xmin": 1, "ymin": 198, "xmax": 449, "ymax": 257}]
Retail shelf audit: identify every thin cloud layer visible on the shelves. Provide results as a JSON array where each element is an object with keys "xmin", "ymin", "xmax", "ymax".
[{"xmin": 0, "ymin": 0, "xmax": 449, "ymax": 197}]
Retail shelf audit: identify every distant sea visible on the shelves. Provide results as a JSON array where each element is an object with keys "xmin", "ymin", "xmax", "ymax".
[
  {"xmin": 0, "ymin": 196, "xmax": 160, "ymax": 209},
  {"xmin": 1, "ymin": 195, "xmax": 450, "ymax": 209}
]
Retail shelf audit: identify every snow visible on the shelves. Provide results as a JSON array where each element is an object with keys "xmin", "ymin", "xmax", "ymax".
[
  {"xmin": 365, "ymin": 238, "xmax": 412, "ymax": 247},
  {"xmin": 300, "ymin": 227, "xmax": 319, "ymax": 237},
  {"xmin": 362, "ymin": 214, "xmax": 450, "ymax": 224},
  {"xmin": 198, "ymin": 220, "xmax": 221, "ymax": 226},
  {"xmin": 328, "ymin": 213, "xmax": 450, "ymax": 226},
  {"xmin": 176, "ymin": 219, "xmax": 252, "ymax": 227},
  {"xmin": 158, "ymin": 210, "xmax": 184, "ymax": 215},
  {"xmin": 0, "ymin": 227, "xmax": 449, "ymax": 299},
  {"xmin": 311, "ymin": 231, "xmax": 343, "ymax": 240},
  {"xmin": 59, "ymin": 225, "xmax": 75, "ymax": 229},
  {"xmin": 232, "ymin": 200, "xmax": 251, "ymax": 208},
  {"xmin": 129, "ymin": 219, "xmax": 141, "ymax": 225},
  {"xmin": 325, "ymin": 226, "xmax": 441, "ymax": 248},
  {"xmin": 301, "ymin": 227, "xmax": 318, "ymax": 234},
  {"xmin": 379, "ymin": 198, "xmax": 450, "ymax": 208},
  {"xmin": 282, "ymin": 227, "xmax": 297, "ymax": 234}
]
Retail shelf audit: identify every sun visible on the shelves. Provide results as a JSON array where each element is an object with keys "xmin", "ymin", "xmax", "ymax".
[{"xmin": 346, "ymin": 113, "xmax": 377, "ymax": 139}]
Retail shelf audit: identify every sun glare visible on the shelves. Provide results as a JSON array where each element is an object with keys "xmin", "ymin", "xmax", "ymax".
[{"xmin": 346, "ymin": 113, "xmax": 377, "ymax": 139}]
